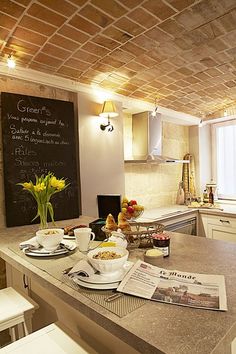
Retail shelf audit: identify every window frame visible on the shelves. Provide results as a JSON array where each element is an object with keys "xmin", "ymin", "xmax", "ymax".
[{"xmin": 212, "ymin": 119, "xmax": 236, "ymax": 200}]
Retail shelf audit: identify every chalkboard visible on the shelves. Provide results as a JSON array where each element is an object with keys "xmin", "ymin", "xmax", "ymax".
[{"xmin": 1, "ymin": 92, "xmax": 80, "ymax": 227}]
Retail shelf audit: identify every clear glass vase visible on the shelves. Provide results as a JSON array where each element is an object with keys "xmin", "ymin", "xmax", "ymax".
[{"xmin": 38, "ymin": 202, "xmax": 49, "ymax": 229}]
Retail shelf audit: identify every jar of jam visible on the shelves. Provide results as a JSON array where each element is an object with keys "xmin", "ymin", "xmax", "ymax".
[{"xmin": 152, "ymin": 233, "xmax": 170, "ymax": 257}]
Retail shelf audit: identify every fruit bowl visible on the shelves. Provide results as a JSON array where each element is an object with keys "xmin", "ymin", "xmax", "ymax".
[{"xmin": 124, "ymin": 209, "xmax": 144, "ymax": 221}]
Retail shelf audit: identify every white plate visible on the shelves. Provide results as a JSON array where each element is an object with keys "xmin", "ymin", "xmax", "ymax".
[
  {"xmin": 73, "ymin": 277, "xmax": 120, "ymax": 290},
  {"xmin": 72, "ymin": 261, "xmax": 133, "ymax": 287},
  {"xmin": 23, "ymin": 240, "xmax": 76, "ymax": 257},
  {"xmin": 63, "ymin": 235, "xmax": 76, "ymax": 240}
]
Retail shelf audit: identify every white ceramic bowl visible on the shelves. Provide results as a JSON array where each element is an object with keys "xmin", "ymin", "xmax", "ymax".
[
  {"xmin": 36, "ymin": 228, "xmax": 64, "ymax": 251},
  {"xmin": 87, "ymin": 247, "xmax": 129, "ymax": 275}
]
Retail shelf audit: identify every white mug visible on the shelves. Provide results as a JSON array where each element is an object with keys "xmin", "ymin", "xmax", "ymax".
[{"xmin": 74, "ymin": 227, "xmax": 95, "ymax": 252}]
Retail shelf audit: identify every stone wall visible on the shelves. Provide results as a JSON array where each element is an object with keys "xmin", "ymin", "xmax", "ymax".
[{"xmin": 124, "ymin": 115, "xmax": 189, "ymax": 208}]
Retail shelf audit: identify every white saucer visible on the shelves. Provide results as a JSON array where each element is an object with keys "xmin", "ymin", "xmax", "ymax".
[
  {"xmin": 24, "ymin": 240, "xmax": 76, "ymax": 257},
  {"xmin": 63, "ymin": 235, "xmax": 76, "ymax": 240},
  {"xmin": 73, "ymin": 277, "xmax": 120, "ymax": 290},
  {"xmin": 71, "ymin": 261, "xmax": 133, "ymax": 290}
]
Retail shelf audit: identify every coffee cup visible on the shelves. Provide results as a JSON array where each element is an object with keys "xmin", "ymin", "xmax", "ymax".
[{"xmin": 74, "ymin": 227, "xmax": 95, "ymax": 252}]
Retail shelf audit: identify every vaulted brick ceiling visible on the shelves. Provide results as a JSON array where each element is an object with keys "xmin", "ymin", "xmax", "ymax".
[{"xmin": 1, "ymin": 0, "xmax": 236, "ymax": 117}]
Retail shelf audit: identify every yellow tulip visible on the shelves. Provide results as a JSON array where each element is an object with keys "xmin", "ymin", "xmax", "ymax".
[
  {"xmin": 56, "ymin": 180, "xmax": 65, "ymax": 190},
  {"xmin": 22, "ymin": 182, "xmax": 32, "ymax": 190},
  {"xmin": 34, "ymin": 182, "xmax": 46, "ymax": 192},
  {"xmin": 50, "ymin": 176, "xmax": 58, "ymax": 188}
]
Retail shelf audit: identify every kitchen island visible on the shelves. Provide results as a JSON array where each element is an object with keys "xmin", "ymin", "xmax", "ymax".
[{"xmin": 0, "ymin": 217, "xmax": 236, "ymax": 354}]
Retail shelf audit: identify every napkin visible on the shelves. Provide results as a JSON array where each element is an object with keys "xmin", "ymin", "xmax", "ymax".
[
  {"xmin": 68, "ymin": 259, "xmax": 96, "ymax": 278},
  {"xmin": 19, "ymin": 236, "xmax": 40, "ymax": 250}
]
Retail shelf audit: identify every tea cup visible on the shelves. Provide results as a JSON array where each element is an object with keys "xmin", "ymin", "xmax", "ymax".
[{"xmin": 74, "ymin": 227, "xmax": 95, "ymax": 252}]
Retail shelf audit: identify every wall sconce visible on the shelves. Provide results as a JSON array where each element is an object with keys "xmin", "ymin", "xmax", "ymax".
[
  {"xmin": 7, "ymin": 54, "xmax": 16, "ymax": 69},
  {"xmin": 99, "ymin": 101, "xmax": 118, "ymax": 132},
  {"xmin": 151, "ymin": 97, "xmax": 158, "ymax": 117}
]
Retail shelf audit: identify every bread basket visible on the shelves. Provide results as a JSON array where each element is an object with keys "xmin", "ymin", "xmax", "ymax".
[{"xmin": 102, "ymin": 221, "xmax": 165, "ymax": 248}]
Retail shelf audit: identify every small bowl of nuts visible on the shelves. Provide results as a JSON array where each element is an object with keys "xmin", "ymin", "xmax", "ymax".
[
  {"xmin": 36, "ymin": 228, "xmax": 64, "ymax": 251},
  {"xmin": 87, "ymin": 247, "xmax": 129, "ymax": 275}
]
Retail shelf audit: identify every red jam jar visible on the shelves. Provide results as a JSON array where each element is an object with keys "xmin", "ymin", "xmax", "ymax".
[{"xmin": 152, "ymin": 233, "xmax": 170, "ymax": 257}]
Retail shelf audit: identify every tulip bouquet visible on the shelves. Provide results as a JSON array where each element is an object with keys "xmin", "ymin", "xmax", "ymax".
[{"xmin": 18, "ymin": 172, "xmax": 69, "ymax": 229}]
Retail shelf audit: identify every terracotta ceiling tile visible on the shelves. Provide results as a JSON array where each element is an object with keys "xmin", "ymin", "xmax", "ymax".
[
  {"xmin": 42, "ymin": 43, "xmax": 71, "ymax": 60},
  {"xmin": 80, "ymin": 4, "xmax": 113, "ymax": 28},
  {"xmin": 176, "ymin": 67, "xmax": 194, "ymax": 76},
  {"xmin": 174, "ymin": 37, "xmax": 192, "ymax": 50},
  {"xmin": 34, "ymin": 52, "xmax": 63, "ymax": 67},
  {"xmin": 185, "ymin": 76, "xmax": 201, "ymax": 84},
  {"xmin": 174, "ymin": 79, "xmax": 190, "ymax": 87},
  {"xmin": 114, "ymin": 17, "xmax": 144, "ymax": 36},
  {"xmin": 129, "ymin": 77, "xmax": 146, "ymax": 86},
  {"xmin": 1, "ymin": 0, "xmax": 25, "ymax": 18},
  {"xmin": 147, "ymin": 48, "xmax": 168, "ymax": 62},
  {"xmin": 131, "ymin": 35, "xmax": 157, "ymax": 51},
  {"xmin": 57, "ymin": 65, "xmax": 82, "ymax": 78},
  {"xmin": 73, "ymin": 49, "xmax": 99, "ymax": 63},
  {"xmin": 135, "ymin": 54, "xmax": 156, "ymax": 68},
  {"xmin": 148, "ymin": 80, "xmax": 166, "ymax": 89},
  {"xmin": 69, "ymin": 14, "xmax": 101, "ymax": 35},
  {"xmin": 124, "ymin": 0, "xmax": 146, "ymax": 9},
  {"xmin": 0, "ymin": 13, "xmax": 17, "ymax": 30},
  {"xmin": 100, "ymin": 79, "xmax": 119, "ymax": 89},
  {"xmin": 13, "ymin": 27, "xmax": 47, "ymax": 46},
  {"xmin": 109, "ymin": 49, "xmax": 135, "ymax": 62},
  {"xmin": 102, "ymin": 56, "xmax": 124, "ymax": 68},
  {"xmin": 128, "ymin": 7, "xmax": 159, "ymax": 28},
  {"xmin": 120, "ymin": 41, "xmax": 146, "ymax": 57},
  {"xmin": 115, "ymin": 88, "xmax": 130, "ymax": 95},
  {"xmin": 27, "ymin": 3, "xmax": 66, "ymax": 27},
  {"xmin": 164, "ymin": 0, "xmax": 195, "ymax": 11},
  {"xmin": 19, "ymin": 15, "xmax": 56, "ymax": 36},
  {"xmin": 58, "ymin": 25, "xmax": 89, "ymax": 43},
  {"xmin": 92, "ymin": 35, "xmax": 120, "ymax": 50},
  {"xmin": 157, "ymin": 75, "xmax": 175, "ymax": 85},
  {"xmin": 166, "ymin": 83, "xmax": 181, "ymax": 91},
  {"xmin": 108, "ymin": 73, "xmax": 127, "ymax": 83},
  {"xmin": 142, "ymin": 0, "xmax": 177, "ymax": 20},
  {"xmin": 130, "ymin": 91, "xmax": 149, "ymax": 98},
  {"xmin": 69, "ymin": 0, "xmax": 87, "ymax": 6},
  {"xmin": 49, "ymin": 34, "xmax": 79, "ymax": 51},
  {"xmin": 91, "ymin": 0, "xmax": 127, "ymax": 18},
  {"xmin": 92, "ymin": 61, "xmax": 114, "ymax": 73},
  {"xmin": 82, "ymin": 42, "xmax": 109, "ymax": 56},
  {"xmin": 125, "ymin": 60, "xmax": 146, "ymax": 72},
  {"xmin": 14, "ymin": 0, "xmax": 31, "ymax": 6},
  {"xmin": 121, "ymin": 83, "xmax": 139, "ymax": 91},
  {"xmin": 145, "ymin": 26, "xmax": 173, "ymax": 43},
  {"xmin": 38, "ymin": 0, "xmax": 77, "ymax": 16},
  {"xmin": 0, "ymin": 27, "xmax": 10, "ymax": 42},
  {"xmin": 135, "ymin": 70, "xmax": 156, "ymax": 81},
  {"xmin": 102, "ymin": 26, "xmax": 132, "ymax": 43},
  {"xmin": 29, "ymin": 61, "xmax": 55, "ymax": 73},
  {"xmin": 175, "ymin": 8, "xmax": 205, "ymax": 31},
  {"xmin": 204, "ymin": 68, "xmax": 222, "ymax": 77},
  {"xmin": 116, "ymin": 67, "xmax": 136, "ymax": 78},
  {"xmin": 64, "ymin": 57, "xmax": 91, "ymax": 71},
  {"xmin": 158, "ymin": 19, "xmax": 185, "ymax": 37},
  {"xmin": 193, "ymin": 71, "xmax": 211, "ymax": 81},
  {"xmin": 200, "ymin": 57, "xmax": 218, "ymax": 68},
  {"xmin": 7, "ymin": 37, "xmax": 40, "ymax": 55},
  {"xmin": 81, "ymin": 69, "xmax": 103, "ymax": 79}
]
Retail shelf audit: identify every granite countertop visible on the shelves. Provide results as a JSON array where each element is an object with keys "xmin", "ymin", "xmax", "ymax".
[
  {"xmin": 0, "ymin": 216, "xmax": 236, "ymax": 354},
  {"xmin": 139, "ymin": 203, "xmax": 236, "ymax": 222}
]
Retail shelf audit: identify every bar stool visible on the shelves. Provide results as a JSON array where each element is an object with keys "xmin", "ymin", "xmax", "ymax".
[
  {"xmin": 0, "ymin": 287, "xmax": 38, "ymax": 342},
  {"xmin": 0, "ymin": 323, "xmax": 98, "ymax": 353}
]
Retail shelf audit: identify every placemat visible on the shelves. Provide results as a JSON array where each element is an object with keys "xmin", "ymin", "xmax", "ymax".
[{"xmin": 9, "ymin": 246, "xmax": 147, "ymax": 318}]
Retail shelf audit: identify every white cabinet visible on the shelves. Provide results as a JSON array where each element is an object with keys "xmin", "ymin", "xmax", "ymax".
[{"xmin": 200, "ymin": 214, "xmax": 236, "ymax": 242}]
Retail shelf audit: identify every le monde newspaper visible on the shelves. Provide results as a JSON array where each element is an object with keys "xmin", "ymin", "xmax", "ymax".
[{"xmin": 117, "ymin": 260, "xmax": 227, "ymax": 311}]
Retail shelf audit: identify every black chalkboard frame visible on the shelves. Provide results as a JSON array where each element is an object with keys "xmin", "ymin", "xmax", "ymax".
[{"xmin": 1, "ymin": 92, "xmax": 81, "ymax": 227}]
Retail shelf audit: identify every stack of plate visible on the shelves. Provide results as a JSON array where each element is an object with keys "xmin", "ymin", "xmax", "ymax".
[
  {"xmin": 72, "ymin": 261, "xmax": 133, "ymax": 289},
  {"xmin": 23, "ymin": 240, "xmax": 76, "ymax": 257}
]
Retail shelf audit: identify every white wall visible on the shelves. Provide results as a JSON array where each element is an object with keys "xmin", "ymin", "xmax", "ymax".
[{"xmin": 78, "ymin": 91, "xmax": 125, "ymax": 217}]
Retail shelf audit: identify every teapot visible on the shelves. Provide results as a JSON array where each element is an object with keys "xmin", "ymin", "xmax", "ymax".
[{"xmin": 109, "ymin": 231, "xmax": 128, "ymax": 248}]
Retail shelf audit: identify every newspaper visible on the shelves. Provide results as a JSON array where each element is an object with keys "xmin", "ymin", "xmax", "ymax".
[{"xmin": 117, "ymin": 260, "xmax": 227, "ymax": 311}]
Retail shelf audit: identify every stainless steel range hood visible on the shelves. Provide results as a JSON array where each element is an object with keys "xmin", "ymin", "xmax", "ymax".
[{"xmin": 125, "ymin": 111, "xmax": 189, "ymax": 164}]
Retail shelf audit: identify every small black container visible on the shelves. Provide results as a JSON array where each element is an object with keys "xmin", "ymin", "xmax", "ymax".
[{"xmin": 89, "ymin": 219, "xmax": 106, "ymax": 241}]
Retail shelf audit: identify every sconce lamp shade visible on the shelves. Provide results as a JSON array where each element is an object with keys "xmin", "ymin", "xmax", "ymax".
[{"xmin": 99, "ymin": 101, "xmax": 118, "ymax": 118}]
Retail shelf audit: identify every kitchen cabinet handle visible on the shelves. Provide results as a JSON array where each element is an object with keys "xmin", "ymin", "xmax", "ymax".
[
  {"xmin": 219, "ymin": 219, "xmax": 230, "ymax": 224},
  {"xmin": 23, "ymin": 274, "xmax": 29, "ymax": 289}
]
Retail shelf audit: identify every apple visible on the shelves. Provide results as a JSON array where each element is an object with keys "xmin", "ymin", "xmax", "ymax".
[
  {"xmin": 127, "ymin": 206, "xmax": 134, "ymax": 214},
  {"xmin": 129, "ymin": 200, "xmax": 137, "ymax": 206}
]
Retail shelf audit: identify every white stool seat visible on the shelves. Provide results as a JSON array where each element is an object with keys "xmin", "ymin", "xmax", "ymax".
[
  {"xmin": 0, "ymin": 287, "xmax": 38, "ymax": 341},
  {"xmin": 0, "ymin": 323, "xmax": 98, "ymax": 354}
]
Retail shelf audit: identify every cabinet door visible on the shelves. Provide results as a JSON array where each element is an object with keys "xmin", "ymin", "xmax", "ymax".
[
  {"xmin": 6, "ymin": 263, "xmax": 30, "ymax": 295},
  {"xmin": 207, "ymin": 224, "xmax": 236, "ymax": 242}
]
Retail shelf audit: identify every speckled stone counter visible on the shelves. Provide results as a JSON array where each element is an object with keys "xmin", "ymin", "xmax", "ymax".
[{"xmin": 0, "ymin": 217, "xmax": 236, "ymax": 354}]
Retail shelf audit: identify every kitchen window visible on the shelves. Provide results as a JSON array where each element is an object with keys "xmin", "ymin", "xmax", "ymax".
[{"xmin": 212, "ymin": 120, "xmax": 236, "ymax": 200}]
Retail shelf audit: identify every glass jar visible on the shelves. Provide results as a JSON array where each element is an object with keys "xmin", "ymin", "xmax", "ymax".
[{"xmin": 152, "ymin": 233, "xmax": 170, "ymax": 257}]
